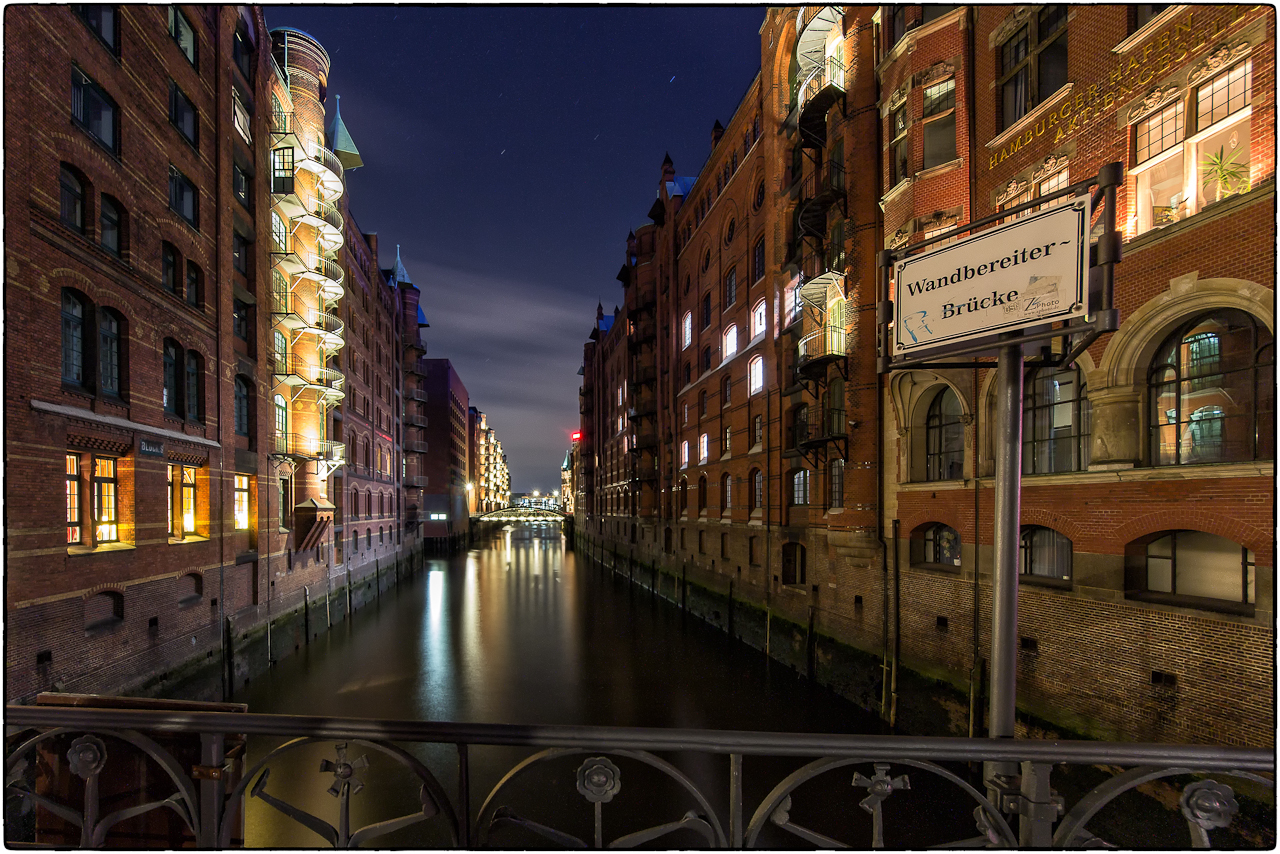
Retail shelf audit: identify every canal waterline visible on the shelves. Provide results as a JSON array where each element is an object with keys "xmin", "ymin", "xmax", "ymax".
[{"xmin": 231, "ymin": 522, "xmax": 913, "ymax": 847}]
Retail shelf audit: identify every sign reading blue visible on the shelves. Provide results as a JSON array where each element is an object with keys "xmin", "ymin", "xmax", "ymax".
[{"xmin": 139, "ymin": 438, "xmax": 165, "ymax": 457}]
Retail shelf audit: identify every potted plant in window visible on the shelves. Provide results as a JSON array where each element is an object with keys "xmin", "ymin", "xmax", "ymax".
[{"xmin": 1201, "ymin": 145, "xmax": 1250, "ymax": 203}]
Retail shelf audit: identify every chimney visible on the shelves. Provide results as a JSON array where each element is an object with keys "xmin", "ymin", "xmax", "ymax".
[
  {"xmin": 711, "ymin": 120, "xmax": 724, "ymax": 149},
  {"xmin": 661, "ymin": 152, "xmax": 675, "ymax": 182}
]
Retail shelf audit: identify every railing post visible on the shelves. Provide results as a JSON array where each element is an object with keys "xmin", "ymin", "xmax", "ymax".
[
  {"xmin": 729, "ymin": 753, "xmax": 744, "ymax": 848},
  {"xmin": 1018, "ymin": 760, "xmax": 1061, "ymax": 847},
  {"xmin": 457, "ymin": 743, "xmax": 471, "ymax": 848},
  {"xmin": 198, "ymin": 731, "xmax": 226, "ymax": 848}
]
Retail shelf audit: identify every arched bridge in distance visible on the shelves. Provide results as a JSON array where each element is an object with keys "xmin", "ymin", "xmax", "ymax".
[{"xmin": 475, "ymin": 506, "xmax": 567, "ymax": 523}]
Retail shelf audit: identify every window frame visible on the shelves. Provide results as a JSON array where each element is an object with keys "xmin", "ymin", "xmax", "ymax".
[
  {"xmin": 1019, "ymin": 525, "xmax": 1073, "ymax": 585},
  {"xmin": 234, "ymin": 375, "xmax": 251, "ymax": 436},
  {"xmin": 92, "ymin": 456, "xmax": 119, "ymax": 543},
  {"xmin": 921, "ymin": 78, "xmax": 957, "ymax": 169},
  {"xmin": 168, "ymin": 5, "xmax": 198, "ymax": 68},
  {"xmin": 60, "ymin": 166, "xmax": 86, "ymax": 233},
  {"xmin": 925, "ymin": 387, "xmax": 965, "ymax": 481},
  {"xmin": 169, "ymin": 81, "xmax": 198, "ymax": 149},
  {"xmin": 99, "ymin": 194, "xmax": 122, "ymax": 256},
  {"xmin": 752, "ymin": 236, "xmax": 766, "ymax": 283},
  {"xmin": 66, "ymin": 453, "xmax": 83, "ymax": 545},
  {"xmin": 997, "ymin": 5, "xmax": 1068, "ymax": 131},
  {"xmin": 62, "ymin": 290, "xmax": 87, "ymax": 387},
  {"xmin": 1134, "ymin": 529, "xmax": 1255, "ymax": 613},
  {"xmin": 73, "ymin": 4, "xmax": 119, "ymax": 54},
  {"xmin": 99, "ymin": 309, "xmax": 121, "ymax": 397},
  {"xmin": 723, "ymin": 267, "xmax": 737, "ymax": 307},
  {"xmin": 168, "ymin": 164, "xmax": 199, "ymax": 229},
  {"xmin": 71, "ymin": 67, "xmax": 119, "ymax": 154},
  {"xmin": 1023, "ymin": 365, "xmax": 1091, "ymax": 475},
  {"xmin": 749, "ymin": 355, "xmax": 764, "ymax": 394}
]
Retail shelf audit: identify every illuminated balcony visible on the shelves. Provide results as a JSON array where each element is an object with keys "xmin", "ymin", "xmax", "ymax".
[
  {"xmin": 797, "ymin": 326, "xmax": 848, "ymax": 378},
  {"xmin": 295, "ymin": 141, "xmax": 344, "ymax": 202},
  {"xmin": 271, "ymin": 290, "xmax": 308, "ymax": 332},
  {"xmin": 271, "ymin": 234, "xmax": 308, "ymax": 279},
  {"xmin": 303, "ymin": 308, "xmax": 345, "ymax": 350},
  {"xmin": 798, "ymin": 56, "xmax": 846, "ymax": 128},
  {"xmin": 296, "ymin": 252, "xmax": 345, "ymax": 302},
  {"xmin": 293, "ymin": 200, "xmax": 344, "ymax": 254},
  {"xmin": 273, "ymin": 433, "xmax": 345, "ymax": 465},
  {"xmin": 272, "ymin": 354, "xmax": 345, "ymax": 402}
]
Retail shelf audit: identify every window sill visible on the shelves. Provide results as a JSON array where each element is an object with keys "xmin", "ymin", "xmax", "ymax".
[
  {"xmin": 1020, "ymin": 574, "xmax": 1072, "ymax": 590},
  {"xmin": 1126, "ymin": 590, "xmax": 1255, "ymax": 618},
  {"xmin": 1125, "ymin": 180, "xmax": 1273, "ymax": 252},
  {"xmin": 168, "ymin": 535, "xmax": 209, "ymax": 545},
  {"xmin": 178, "ymin": 595, "xmax": 203, "ymax": 608},
  {"xmin": 987, "ymin": 83, "xmax": 1074, "ymax": 150},
  {"xmin": 68, "ymin": 542, "xmax": 134, "ymax": 556},
  {"xmin": 881, "ymin": 177, "xmax": 913, "ymax": 205},
  {"xmin": 915, "ymin": 158, "xmax": 963, "ymax": 181},
  {"xmin": 912, "ymin": 561, "xmax": 962, "ymax": 575},
  {"xmin": 84, "ymin": 618, "xmax": 124, "ymax": 637}
]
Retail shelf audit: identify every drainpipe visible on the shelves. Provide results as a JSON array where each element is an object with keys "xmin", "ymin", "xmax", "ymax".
[{"xmin": 890, "ymin": 518, "xmax": 900, "ymax": 729}]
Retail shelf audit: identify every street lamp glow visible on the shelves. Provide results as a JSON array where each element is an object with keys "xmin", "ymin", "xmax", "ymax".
[{"xmin": 466, "ymin": 482, "xmax": 474, "ymax": 491}]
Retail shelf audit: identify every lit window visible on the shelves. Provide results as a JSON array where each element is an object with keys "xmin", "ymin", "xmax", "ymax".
[
  {"xmin": 922, "ymin": 79, "xmax": 956, "ymax": 168},
  {"xmin": 271, "ymin": 147, "xmax": 294, "ymax": 195},
  {"xmin": 752, "ymin": 300, "xmax": 767, "ymax": 338},
  {"xmin": 1037, "ymin": 168, "xmax": 1069, "ymax": 208},
  {"xmin": 998, "ymin": 5, "xmax": 1067, "ymax": 131},
  {"xmin": 723, "ymin": 324, "xmax": 738, "ymax": 358},
  {"xmin": 890, "ymin": 105, "xmax": 910, "ymax": 185},
  {"xmin": 723, "ymin": 423, "xmax": 732, "ymax": 455},
  {"xmin": 1197, "ymin": 59, "xmax": 1251, "ymax": 129},
  {"xmin": 749, "ymin": 355, "xmax": 764, "ymax": 394},
  {"xmin": 66, "ymin": 454, "xmax": 82, "ymax": 544},
  {"xmin": 916, "ymin": 522, "xmax": 962, "ymax": 567},
  {"xmin": 1141, "ymin": 530, "xmax": 1254, "ymax": 608},
  {"xmin": 1019, "ymin": 526, "xmax": 1072, "ymax": 582},
  {"xmin": 680, "ymin": 440, "xmax": 689, "ymax": 468},
  {"xmin": 1136, "ymin": 100, "xmax": 1184, "ymax": 163},
  {"xmin": 682, "ymin": 312, "xmax": 692, "ymax": 349},
  {"xmin": 699, "ymin": 433, "xmax": 708, "ymax": 463},
  {"xmin": 234, "ymin": 475, "xmax": 250, "ymax": 530},
  {"xmin": 233, "ymin": 89, "xmax": 252, "ymax": 144},
  {"xmin": 93, "ymin": 457, "xmax": 118, "ymax": 543}
]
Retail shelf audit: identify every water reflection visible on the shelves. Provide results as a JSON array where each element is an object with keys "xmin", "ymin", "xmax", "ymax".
[{"xmin": 234, "ymin": 523, "xmax": 881, "ymax": 846}]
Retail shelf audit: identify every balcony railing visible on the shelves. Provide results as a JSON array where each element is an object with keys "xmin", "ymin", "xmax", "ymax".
[
  {"xmin": 4, "ymin": 704, "xmax": 1271, "ymax": 849},
  {"xmin": 296, "ymin": 141, "xmax": 344, "ymax": 202},
  {"xmin": 298, "ymin": 253, "xmax": 345, "ymax": 301},
  {"xmin": 406, "ymin": 388, "xmax": 428, "ymax": 403},
  {"xmin": 798, "ymin": 326, "xmax": 848, "ymax": 364},
  {"xmin": 404, "ymin": 414, "xmax": 427, "ymax": 429},
  {"xmin": 798, "ymin": 56, "xmax": 846, "ymax": 116},
  {"xmin": 273, "ymin": 433, "xmax": 344, "ymax": 461},
  {"xmin": 269, "ymin": 110, "xmax": 293, "ymax": 136},
  {"xmin": 405, "ymin": 441, "xmax": 429, "ymax": 454},
  {"xmin": 404, "ymin": 475, "xmax": 429, "ymax": 488}
]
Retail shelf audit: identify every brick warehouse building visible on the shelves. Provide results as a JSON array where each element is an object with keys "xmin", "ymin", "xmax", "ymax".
[
  {"xmin": 575, "ymin": 4, "xmax": 1274, "ymax": 748},
  {"xmin": 3, "ymin": 7, "xmax": 497, "ymax": 703}
]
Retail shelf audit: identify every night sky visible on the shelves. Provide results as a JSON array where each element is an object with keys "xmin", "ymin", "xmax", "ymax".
[{"xmin": 263, "ymin": 6, "xmax": 766, "ymax": 494}]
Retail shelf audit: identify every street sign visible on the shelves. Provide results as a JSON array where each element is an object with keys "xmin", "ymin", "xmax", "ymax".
[{"xmin": 892, "ymin": 200, "xmax": 1088, "ymax": 357}]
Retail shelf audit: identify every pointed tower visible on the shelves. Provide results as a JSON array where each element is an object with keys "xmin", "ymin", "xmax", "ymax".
[{"xmin": 326, "ymin": 94, "xmax": 364, "ymax": 171}]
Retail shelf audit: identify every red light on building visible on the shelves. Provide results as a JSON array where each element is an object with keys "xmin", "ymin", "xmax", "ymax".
[{"xmin": 571, "ymin": 431, "xmax": 581, "ymax": 442}]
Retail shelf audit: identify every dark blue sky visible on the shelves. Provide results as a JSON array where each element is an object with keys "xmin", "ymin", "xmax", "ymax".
[{"xmin": 265, "ymin": 6, "xmax": 766, "ymax": 493}]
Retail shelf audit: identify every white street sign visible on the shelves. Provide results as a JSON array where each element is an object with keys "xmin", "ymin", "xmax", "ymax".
[{"xmin": 893, "ymin": 200, "xmax": 1088, "ymax": 356}]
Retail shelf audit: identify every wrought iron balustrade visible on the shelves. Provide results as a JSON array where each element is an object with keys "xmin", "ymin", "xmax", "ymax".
[{"xmin": 4, "ymin": 705, "xmax": 1271, "ymax": 850}]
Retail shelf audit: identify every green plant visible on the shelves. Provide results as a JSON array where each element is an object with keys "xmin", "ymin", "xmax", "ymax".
[{"xmin": 1201, "ymin": 145, "xmax": 1250, "ymax": 202}]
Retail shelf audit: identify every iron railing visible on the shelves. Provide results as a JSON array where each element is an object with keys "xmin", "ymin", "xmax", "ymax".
[
  {"xmin": 307, "ymin": 142, "xmax": 344, "ymax": 185},
  {"xmin": 798, "ymin": 56, "xmax": 846, "ymax": 114},
  {"xmin": 4, "ymin": 705, "xmax": 1272, "ymax": 849},
  {"xmin": 406, "ymin": 389, "xmax": 429, "ymax": 403},
  {"xmin": 798, "ymin": 326, "xmax": 848, "ymax": 363},
  {"xmin": 269, "ymin": 110, "xmax": 293, "ymax": 136}
]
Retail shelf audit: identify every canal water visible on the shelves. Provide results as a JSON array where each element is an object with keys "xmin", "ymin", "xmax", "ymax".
[{"xmin": 231, "ymin": 523, "xmax": 976, "ymax": 847}]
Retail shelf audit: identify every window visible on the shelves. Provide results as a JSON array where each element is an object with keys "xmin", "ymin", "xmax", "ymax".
[
  {"xmin": 828, "ymin": 458, "xmax": 845, "ymax": 508},
  {"xmin": 169, "ymin": 166, "xmax": 198, "ymax": 228},
  {"xmin": 723, "ymin": 423, "xmax": 732, "ymax": 455},
  {"xmin": 185, "ymin": 261, "xmax": 201, "ymax": 306},
  {"xmin": 71, "ymin": 68, "xmax": 118, "ymax": 153},
  {"xmin": 753, "ymin": 414, "xmax": 763, "ymax": 446},
  {"xmin": 169, "ymin": 82, "xmax": 197, "ymax": 148},
  {"xmin": 998, "ymin": 5, "xmax": 1067, "ymax": 131},
  {"xmin": 92, "ymin": 457, "xmax": 118, "ymax": 542},
  {"xmin": 61, "ymin": 290, "xmax": 86, "ymax": 385},
  {"xmin": 752, "ymin": 300, "xmax": 767, "ymax": 338},
  {"xmin": 682, "ymin": 312, "xmax": 692, "ymax": 349},
  {"xmin": 233, "ymin": 300, "xmax": 249, "ymax": 340},
  {"xmin": 724, "ymin": 268, "xmax": 737, "ymax": 306},
  {"xmin": 168, "ymin": 5, "xmax": 198, "ymax": 67},
  {"xmin": 163, "ymin": 339, "xmax": 180, "ymax": 415},
  {"xmin": 100, "ymin": 195, "xmax": 121, "ymax": 255},
  {"xmin": 233, "ymin": 89, "xmax": 252, "ymax": 144},
  {"xmin": 168, "ymin": 464, "xmax": 196, "ymax": 538},
  {"xmin": 232, "ymin": 233, "xmax": 249, "ymax": 274},
  {"xmin": 752, "ymin": 236, "xmax": 766, "ymax": 282},
  {"xmin": 99, "ymin": 310, "xmax": 121, "ymax": 396},
  {"xmin": 234, "ymin": 376, "xmax": 251, "ymax": 436},
  {"xmin": 723, "ymin": 325, "xmax": 738, "ymax": 359},
  {"xmin": 926, "ymin": 386, "xmax": 964, "ymax": 480},
  {"xmin": 721, "ymin": 474, "xmax": 732, "ymax": 511},
  {"xmin": 680, "ymin": 440, "xmax": 689, "ymax": 468},
  {"xmin": 1138, "ymin": 530, "xmax": 1254, "ymax": 608},
  {"xmin": 1019, "ymin": 526, "xmax": 1072, "ymax": 582},
  {"xmin": 698, "ymin": 433, "xmax": 709, "ymax": 464},
  {"xmin": 722, "ymin": 375, "xmax": 732, "ymax": 407},
  {"xmin": 1194, "ymin": 61, "xmax": 1252, "ymax": 210},
  {"xmin": 749, "ymin": 356, "xmax": 764, "ymax": 394},
  {"xmin": 1136, "ymin": 100, "xmax": 1184, "ymax": 164},
  {"xmin": 1037, "ymin": 168, "xmax": 1069, "ymax": 208},
  {"xmin": 697, "ymin": 476, "xmax": 708, "ymax": 512},
  {"xmin": 890, "ymin": 106, "xmax": 910, "ymax": 185},
  {"xmin": 750, "ymin": 469, "xmax": 763, "ymax": 510},
  {"xmin": 917, "ymin": 522, "xmax": 962, "ymax": 567},
  {"xmin": 74, "ymin": 5, "xmax": 118, "ymax": 52},
  {"xmin": 725, "ymin": 218, "xmax": 736, "ymax": 245},
  {"xmin": 271, "ymin": 147, "xmax": 294, "ymax": 195},
  {"xmin": 66, "ymin": 453, "xmax": 82, "ymax": 544},
  {"xmin": 701, "ymin": 293, "xmax": 712, "ymax": 329},
  {"xmin": 185, "ymin": 350, "xmax": 203, "ymax": 421},
  {"xmin": 922, "ymin": 78, "xmax": 957, "ymax": 168},
  {"xmin": 791, "ymin": 469, "xmax": 810, "ymax": 505},
  {"xmin": 232, "ymin": 24, "xmax": 254, "ymax": 81},
  {"xmin": 1149, "ymin": 310, "xmax": 1273, "ymax": 465},
  {"xmin": 162, "ymin": 243, "xmax": 179, "ymax": 295},
  {"xmin": 701, "ymin": 346, "xmax": 712, "ymax": 373},
  {"xmin": 1023, "ymin": 366, "xmax": 1090, "ymax": 474},
  {"xmin": 60, "ymin": 166, "xmax": 85, "ymax": 232},
  {"xmin": 233, "ymin": 164, "xmax": 251, "ymax": 208},
  {"xmin": 699, "ymin": 390, "xmax": 708, "ymax": 418}
]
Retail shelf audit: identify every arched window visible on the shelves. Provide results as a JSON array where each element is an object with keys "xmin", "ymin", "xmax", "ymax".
[
  {"xmin": 1133, "ymin": 530, "xmax": 1255, "ymax": 610},
  {"xmin": 914, "ymin": 522, "xmax": 961, "ymax": 567},
  {"xmin": 162, "ymin": 242, "xmax": 180, "ymax": 295},
  {"xmin": 790, "ymin": 404, "xmax": 809, "ymax": 448},
  {"xmin": 721, "ymin": 473, "xmax": 732, "ymax": 511},
  {"xmin": 828, "ymin": 458, "xmax": 845, "ymax": 508},
  {"xmin": 791, "ymin": 469, "xmax": 810, "ymax": 505},
  {"xmin": 351, "ymin": 487, "xmax": 359, "ymax": 519},
  {"xmin": 84, "ymin": 590, "xmax": 123, "ymax": 631},
  {"xmin": 682, "ymin": 311, "xmax": 693, "ymax": 349},
  {"xmin": 752, "ymin": 299, "xmax": 767, "ymax": 337},
  {"xmin": 60, "ymin": 165, "xmax": 85, "ymax": 232},
  {"xmin": 697, "ymin": 475, "xmax": 708, "ymax": 511},
  {"xmin": 701, "ymin": 346, "xmax": 712, "ymax": 373},
  {"xmin": 61, "ymin": 290, "xmax": 86, "ymax": 386},
  {"xmin": 273, "ymin": 330, "xmax": 288, "ymax": 371},
  {"xmin": 724, "ymin": 324, "xmax": 738, "ymax": 358},
  {"xmin": 1020, "ymin": 526, "xmax": 1072, "ymax": 582},
  {"xmin": 1149, "ymin": 309, "xmax": 1274, "ymax": 465},
  {"xmin": 926, "ymin": 387, "xmax": 964, "ymax": 481},
  {"xmin": 1024, "ymin": 366, "xmax": 1090, "ymax": 473},
  {"xmin": 99, "ymin": 309, "xmax": 122, "ymax": 396},
  {"xmin": 751, "ymin": 468, "xmax": 763, "ymax": 510},
  {"xmin": 163, "ymin": 339, "xmax": 181, "ymax": 415},
  {"xmin": 179, "ymin": 572, "xmax": 203, "ymax": 605},
  {"xmin": 234, "ymin": 376, "xmax": 251, "ymax": 436},
  {"xmin": 749, "ymin": 355, "xmax": 764, "ymax": 394},
  {"xmin": 273, "ymin": 394, "xmax": 288, "ymax": 451},
  {"xmin": 100, "ymin": 194, "xmax": 122, "ymax": 256},
  {"xmin": 185, "ymin": 350, "xmax": 203, "ymax": 421}
]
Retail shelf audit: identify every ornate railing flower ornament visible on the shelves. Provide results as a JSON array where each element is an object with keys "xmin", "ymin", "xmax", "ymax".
[
  {"xmin": 852, "ymin": 763, "xmax": 910, "ymax": 848},
  {"xmin": 319, "ymin": 742, "xmax": 369, "ymax": 797},
  {"xmin": 67, "ymin": 735, "xmax": 108, "ymax": 779},
  {"xmin": 1181, "ymin": 779, "xmax": 1239, "ymax": 831},
  {"xmin": 576, "ymin": 756, "xmax": 621, "ymax": 803}
]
